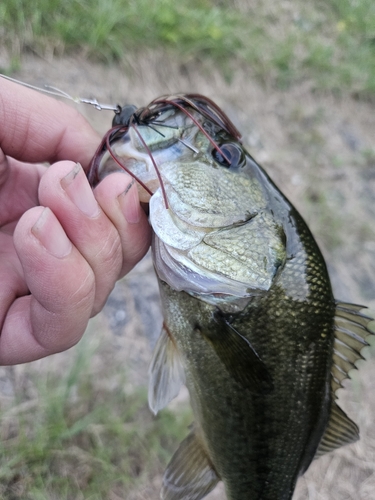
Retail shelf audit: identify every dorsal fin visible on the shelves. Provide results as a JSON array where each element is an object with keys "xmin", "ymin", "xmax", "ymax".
[
  {"xmin": 316, "ymin": 302, "xmax": 374, "ymax": 459},
  {"xmin": 332, "ymin": 302, "xmax": 375, "ymax": 395},
  {"xmin": 315, "ymin": 402, "xmax": 359, "ymax": 457}
]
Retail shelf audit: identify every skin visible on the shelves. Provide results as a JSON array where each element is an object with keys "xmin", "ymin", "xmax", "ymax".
[{"xmin": 0, "ymin": 78, "xmax": 151, "ymax": 365}]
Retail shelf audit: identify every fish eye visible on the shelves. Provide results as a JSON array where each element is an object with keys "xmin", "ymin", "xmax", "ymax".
[{"xmin": 212, "ymin": 143, "xmax": 245, "ymax": 168}]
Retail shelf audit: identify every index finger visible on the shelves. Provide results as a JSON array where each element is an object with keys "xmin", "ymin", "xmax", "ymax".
[{"xmin": 0, "ymin": 77, "xmax": 101, "ymax": 168}]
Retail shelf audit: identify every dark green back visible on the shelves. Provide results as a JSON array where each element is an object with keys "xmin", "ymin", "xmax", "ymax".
[{"xmin": 160, "ymin": 204, "xmax": 336, "ymax": 500}]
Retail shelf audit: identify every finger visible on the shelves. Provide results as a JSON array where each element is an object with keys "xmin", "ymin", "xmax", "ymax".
[
  {"xmin": 93, "ymin": 172, "xmax": 152, "ymax": 277},
  {"xmin": 38, "ymin": 161, "xmax": 144, "ymax": 314},
  {"xmin": 0, "ymin": 231, "xmax": 29, "ymax": 332},
  {"xmin": 0, "ymin": 77, "xmax": 100, "ymax": 168},
  {"xmin": 0, "ymin": 206, "xmax": 95, "ymax": 364},
  {"xmin": 0, "ymin": 153, "xmax": 46, "ymax": 227}
]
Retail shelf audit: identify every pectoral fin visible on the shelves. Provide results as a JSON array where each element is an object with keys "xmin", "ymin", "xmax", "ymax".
[
  {"xmin": 148, "ymin": 323, "xmax": 186, "ymax": 415},
  {"xmin": 162, "ymin": 427, "xmax": 219, "ymax": 500},
  {"xmin": 199, "ymin": 311, "xmax": 273, "ymax": 395}
]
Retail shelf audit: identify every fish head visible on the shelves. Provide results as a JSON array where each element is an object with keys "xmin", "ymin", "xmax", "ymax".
[{"xmin": 92, "ymin": 95, "xmax": 287, "ymax": 311}]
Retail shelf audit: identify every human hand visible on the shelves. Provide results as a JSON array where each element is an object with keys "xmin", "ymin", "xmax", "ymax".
[{"xmin": 0, "ymin": 78, "xmax": 151, "ymax": 364}]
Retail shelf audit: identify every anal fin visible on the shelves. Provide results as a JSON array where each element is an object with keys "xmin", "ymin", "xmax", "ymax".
[
  {"xmin": 148, "ymin": 323, "xmax": 185, "ymax": 415},
  {"xmin": 162, "ymin": 427, "xmax": 219, "ymax": 500}
]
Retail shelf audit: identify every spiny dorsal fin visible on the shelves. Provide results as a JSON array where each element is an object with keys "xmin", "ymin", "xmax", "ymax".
[
  {"xmin": 148, "ymin": 323, "xmax": 186, "ymax": 415},
  {"xmin": 331, "ymin": 302, "xmax": 375, "ymax": 395},
  {"xmin": 162, "ymin": 427, "xmax": 219, "ymax": 500},
  {"xmin": 315, "ymin": 402, "xmax": 359, "ymax": 458},
  {"xmin": 316, "ymin": 302, "xmax": 375, "ymax": 459}
]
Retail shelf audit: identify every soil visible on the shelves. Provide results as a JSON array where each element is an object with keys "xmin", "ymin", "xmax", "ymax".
[{"xmin": 1, "ymin": 51, "xmax": 375, "ymax": 499}]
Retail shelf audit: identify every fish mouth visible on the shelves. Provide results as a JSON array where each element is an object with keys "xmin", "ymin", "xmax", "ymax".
[
  {"xmin": 97, "ymin": 143, "xmax": 162, "ymax": 204},
  {"xmin": 96, "ymin": 144, "xmax": 264, "ymax": 310},
  {"xmin": 88, "ymin": 95, "xmax": 288, "ymax": 312},
  {"xmin": 90, "ymin": 93, "xmax": 243, "ymax": 204}
]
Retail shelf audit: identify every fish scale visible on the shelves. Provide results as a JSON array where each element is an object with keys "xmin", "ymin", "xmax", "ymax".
[
  {"xmin": 159, "ymin": 223, "xmax": 333, "ymax": 499},
  {"xmin": 233, "ymin": 220, "xmax": 335, "ymax": 498},
  {"xmin": 89, "ymin": 94, "xmax": 375, "ymax": 500}
]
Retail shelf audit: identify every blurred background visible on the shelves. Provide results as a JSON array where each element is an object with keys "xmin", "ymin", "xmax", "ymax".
[{"xmin": 1, "ymin": 0, "xmax": 375, "ymax": 498}]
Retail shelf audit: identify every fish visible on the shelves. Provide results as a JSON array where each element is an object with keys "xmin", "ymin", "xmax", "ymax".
[{"xmin": 88, "ymin": 94, "xmax": 375, "ymax": 500}]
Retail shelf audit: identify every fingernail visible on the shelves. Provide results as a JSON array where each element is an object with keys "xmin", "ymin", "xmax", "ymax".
[
  {"xmin": 61, "ymin": 163, "xmax": 100, "ymax": 218},
  {"xmin": 117, "ymin": 180, "xmax": 141, "ymax": 224},
  {"xmin": 32, "ymin": 208, "xmax": 72, "ymax": 258}
]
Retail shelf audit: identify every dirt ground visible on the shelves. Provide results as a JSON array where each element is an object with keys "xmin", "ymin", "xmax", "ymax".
[{"xmin": 1, "ymin": 51, "xmax": 375, "ymax": 499}]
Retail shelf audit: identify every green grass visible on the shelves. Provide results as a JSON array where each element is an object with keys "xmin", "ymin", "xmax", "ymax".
[
  {"xmin": 1, "ymin": 0, "xmax": 375, "ymax": 96},
  {"xmin": 0, "ymin": 337, "xmax": 192, "ymax": 499}
]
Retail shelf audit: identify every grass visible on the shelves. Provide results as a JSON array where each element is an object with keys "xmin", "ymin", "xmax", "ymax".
[
  {"xmin": 0, "ymin": 335, "xmax": 192, "ymax": 499},
  {"xmin": 1, "ymin": 0, "xmax": 375, "ymax": 96}
]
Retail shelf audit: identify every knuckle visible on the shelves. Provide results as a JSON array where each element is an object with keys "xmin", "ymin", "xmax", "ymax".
[
  {"xmin": 70, "ymin": 271, "xmax": 96, "ymax": 309},
  {"xmin": 95, "ymin": 227, "xmax": 123, "ymax": 276}
]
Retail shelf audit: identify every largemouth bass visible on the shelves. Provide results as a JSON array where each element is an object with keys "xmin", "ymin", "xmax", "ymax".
[{"xmin": 88, "ymin": 95, "xmax": 375, "ymax": 500}]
